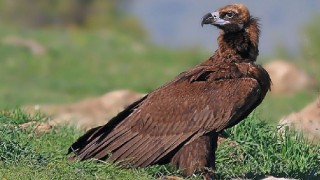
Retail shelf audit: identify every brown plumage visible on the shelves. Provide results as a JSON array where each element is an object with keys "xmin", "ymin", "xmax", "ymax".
[{"xmin": 68, "ymin": 4, "xmax": 271, "ymax": 177}]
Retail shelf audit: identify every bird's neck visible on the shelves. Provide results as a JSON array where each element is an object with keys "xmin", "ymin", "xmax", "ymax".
[{"xmin": 214, "ymin": 18, "xmax": 260, "ymax": 64}]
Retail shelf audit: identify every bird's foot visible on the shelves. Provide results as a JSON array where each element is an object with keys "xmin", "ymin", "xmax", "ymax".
[{"xmin": 203, "ymin": 167, "xmax": 215, "ymax": 180}]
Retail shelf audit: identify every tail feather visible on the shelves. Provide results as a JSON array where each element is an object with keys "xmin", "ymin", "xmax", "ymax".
[
  {"xmin": 111, "ymin": 134, "xmax": 151, "ymax": 162},
  {"xmin": 68, "ymin": 126, "xmax": 101, "ymax": 155},
  {"xmin": 68, "ymin": 95, "xmax": 147, "ymax": 160},
  {"xmin": 91, "ymin": 131, "xmax": 139, "ymax": 160}
]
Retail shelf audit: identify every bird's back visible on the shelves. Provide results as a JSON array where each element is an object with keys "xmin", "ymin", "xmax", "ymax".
[{"xmin": 68, "ymin": 3, "xmax": 271, "ymax": 176}]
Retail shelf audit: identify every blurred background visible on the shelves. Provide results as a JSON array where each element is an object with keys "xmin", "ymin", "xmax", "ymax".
[{"xmin": 0, "ymin": 0, "xmax": 319, "ymax": 132}]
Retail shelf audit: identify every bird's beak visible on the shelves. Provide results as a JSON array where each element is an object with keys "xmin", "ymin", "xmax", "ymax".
[
  {"xmin": 201, "ymin": 11, "xmax": 229, "ymax": 27},
  {"xmin": 201, "ymin": 13, "xmax": 213, "ymax": 27}
]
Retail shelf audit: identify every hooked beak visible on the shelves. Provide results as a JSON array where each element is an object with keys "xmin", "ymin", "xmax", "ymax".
[{"xmin": 201, "ymin": 12, "xmax": 230, "ymax": 27}]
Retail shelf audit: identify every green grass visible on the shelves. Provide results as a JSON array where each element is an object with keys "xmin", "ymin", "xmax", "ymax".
[
  {"xmin": 0, "ymin": 110, "xmax": 154, "ymax": 180},
  {"xmin": 216, "ymin": 114, "xmax": 320, "ymax": 179},
  {"xmin": 0, "ymin": 110, "xmax": 319, "ymax": 179},
  {"xmin": 0, "ymin": 28, "xmax": 205, "ymax": 108},
  {"xmin": 256, "ymin": 90, "xmax": 319, "ymax": 125}
]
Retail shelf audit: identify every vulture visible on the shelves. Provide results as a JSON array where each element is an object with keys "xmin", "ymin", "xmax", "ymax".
[{"xmin": 68, "ymin": 4, "xmax": 271, "ymax": 178}]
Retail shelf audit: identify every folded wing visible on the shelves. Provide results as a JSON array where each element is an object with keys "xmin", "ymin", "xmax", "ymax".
[{"xmin": 68, "ymin": 65, "xmax": 263, "ymax": 167}]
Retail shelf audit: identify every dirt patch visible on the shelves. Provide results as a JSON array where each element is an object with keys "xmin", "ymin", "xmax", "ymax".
[
  {"xmin": 263, "ymin": 60, "xmax": 317, "ymax": 95},
  {"xmin": 279, "ymin": 96, "xmax": 320, "ymax": 143},
  {"xmin": 23, "ymin": 90, "xmax": 145, "ymax": 130}
]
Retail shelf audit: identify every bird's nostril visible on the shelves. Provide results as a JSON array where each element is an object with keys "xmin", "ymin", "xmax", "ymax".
[{"xmin": 211, "ymin": 12, "xmax": 219, "ymax": 19}]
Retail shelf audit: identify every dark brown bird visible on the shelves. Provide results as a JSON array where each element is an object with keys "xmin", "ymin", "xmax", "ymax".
[{"xmin": 68, "ymin": 4, "xmax": 271, "ymax": 178}]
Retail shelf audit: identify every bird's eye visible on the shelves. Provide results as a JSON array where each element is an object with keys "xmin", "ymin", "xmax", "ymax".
[{"xmin": 225, "ymin": 12, "xmax": 235, "ymax": 18}]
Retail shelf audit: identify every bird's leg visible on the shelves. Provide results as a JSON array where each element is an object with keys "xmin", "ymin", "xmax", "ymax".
[{"xmin": 170, "ymin": 132, "xmax": 218, "ymax": 178}]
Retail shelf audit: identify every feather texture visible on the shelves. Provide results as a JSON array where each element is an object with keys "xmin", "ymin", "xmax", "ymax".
[{"xmin": 68, "ymin": 4, "xmax": 271, "ymax": 177}]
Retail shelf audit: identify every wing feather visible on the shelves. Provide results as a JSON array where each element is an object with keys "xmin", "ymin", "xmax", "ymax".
[
  {"xmin": 111, "ymin": 134, "xmax": 151, "ymax": 162},
  {"xmin": 138, "ymin": 133, "xmax": 194, "ymax": 166},
  {"xmin": 69, "ymin": 64, "xmax": 268, "ymax": 167}
]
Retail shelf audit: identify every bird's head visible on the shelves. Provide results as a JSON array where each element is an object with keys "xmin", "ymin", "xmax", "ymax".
[{"xmin": 202, "ymin": 4, "xmax": 250, "ymax": 33}]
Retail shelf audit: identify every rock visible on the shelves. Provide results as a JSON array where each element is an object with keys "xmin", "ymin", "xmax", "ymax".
[
  {"xmin": 159, "ymin": 176, "xmax": 184, "ymax": 180},
  {"xmin": 263, "ymin": 60, "xmax": 317, "ymax": 95},
  {"xmin": 23, "ymin": 90, "xmax": 145, "ymax": 130},
  {"xmin": 36, "ymin": 123, "xmax": 53, "ymax": 133},
  {"xmin": 19, "ymin": 121, "xmax": 52, "ymax": 133},
  {"xmin": 232, "ymin": 176, "xmax": 297, "ymax": 180},
  {"xmin": 261, "ymin": 176, "xmax": 297, "ymax": 180},
  {"xmin": 2, "ymin": 36, "xmax": 46, "ymax": 55},
  {"xmin": 279, "ymin": 97, "xmax": 320, "ymax": 143}
]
